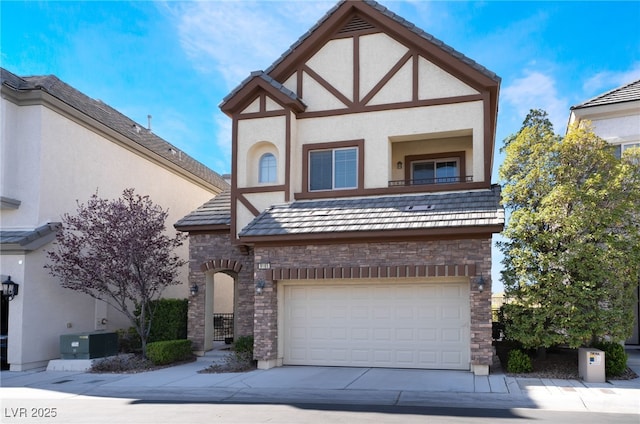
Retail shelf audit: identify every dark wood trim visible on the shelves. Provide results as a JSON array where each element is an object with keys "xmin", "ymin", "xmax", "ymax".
[
  {"xmin": 361, "ymin": 50, "xmax": 413, "ymax": 106},
  {"xmin": 231, "ymin": 117, "xmax": 239, "ymax": 241},
  {"xmin": 412, "ymin": 53, "xmax": 419, "ymax": 102},
  {"xmin": 221, "ymin": 75, "xmax": 305, "ymax": 115},
  {"xmin": 294, "ymin": 181, "xmax": 489, "ymax": 200},
  {"xmin": 237, "ymin": 193, "xmax": 261, "ymax": 217},
  {"xmin": 270, "ymin": 263, "xmax": 476, "ymax": 281},
  {"xmin": 301, "ymin": 139, "xmax": 365, "ymax": 195},
  {"xmin": 303, "ymin": 65, "xmax": 353, "ymax": 107},
  {"xmin": 404, "ymin": 151, "xmax": 466, "ymax": 182},
  {"xmin": 237, "ymin": 109, "xmax": 288, "ymax": 120},
  {"xmin": 285, "ymin": 111, "xmax": 291, "ymax": 202},
  {"xmin": 239, "ymin": 225, "xmax": 502, "ymax": 246},
  {"xmin": 353, "ymin": 34, "xmax": 360, "ymax": 104},
  {"xmin": 483, "ymin": 91, "xmax": 492, "ymax": 184},
  {"xmin": 259, "ymin": 93, "xmax": 266, "ymax": 112},
  {"xmin": 237, "ymin": 185, "xmax": 286, "ymax": 194},
  {"xmin": 297, "ymin": 93, "xmax": 483, "ymax": 119}
]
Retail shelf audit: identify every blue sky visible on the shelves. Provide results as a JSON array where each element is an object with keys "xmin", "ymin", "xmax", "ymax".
[{"xmin": 2, "ymin": 1, "xmax": 640, "ymax": 291}]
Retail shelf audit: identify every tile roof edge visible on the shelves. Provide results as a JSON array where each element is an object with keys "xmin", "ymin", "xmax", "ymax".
[{"xmin": 571, "ymin": 79, "xmax": 640, "ymax": 110}]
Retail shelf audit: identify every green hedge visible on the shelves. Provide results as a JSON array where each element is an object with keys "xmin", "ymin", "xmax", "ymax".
[
  {"xmin": 135, "ymin": 298, "xmax": 188, "ymax": 343},
  {"xmin": 593, "ymin": 341, "xmax": 628, "ymax": 377},
  {"xmin": 146, "ymin": 339, "xmax": 193, "ymax": 365}
]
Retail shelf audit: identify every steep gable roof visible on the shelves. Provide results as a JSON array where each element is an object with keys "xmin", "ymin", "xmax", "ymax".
[
  {"xmin": 1, "ymin": 67, "xmax": 229, "ymax": 192},
  {"xmin": 571, "ymin": 79, "xmax": 640, "ymax": 110},
  {"xmin": 220, "ymin": 71, "xmax": 306, "ymax": 115},
  {"xmin": 221, "ymin": 0, "xmax": 500, "ymax": 114}
]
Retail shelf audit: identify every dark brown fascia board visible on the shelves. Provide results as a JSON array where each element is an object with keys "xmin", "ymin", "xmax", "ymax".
[
  {"xmin": 2, "ymin": 86, "xmax": 224, "ymax": 194},
  {"xmin": 173, "ymin": 225, "xmax": 231, "ymax": 234},
  {"xmin": 238, "ymin": 224, "xmax": 504, "ymax": 246},
  {"xmin": 220, "ymin": 75, "xmax": 306, "ymax": 116}
]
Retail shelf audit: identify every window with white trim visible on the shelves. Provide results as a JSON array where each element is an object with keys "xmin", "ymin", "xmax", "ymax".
[
  {"xmin": 309, "ymin": 147, "xmax": 358, "ymax": 191},
  {"xmin": 259, "ymin": 153, "xmax": 277, "ymax": 183}
]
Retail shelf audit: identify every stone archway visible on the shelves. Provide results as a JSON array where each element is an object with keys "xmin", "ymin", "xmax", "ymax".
[{"xmin": 189, "ymin": 258, "xmax": 247, "ymax": 355}]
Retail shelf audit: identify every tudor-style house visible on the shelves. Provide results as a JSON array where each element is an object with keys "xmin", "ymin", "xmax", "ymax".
[
  {"xmin": 1, "ymin": 68, "xmax": 229, "ymax": 370},
  {"xmin": 176, "ymin": 0, "xmax": 504, "ymax": 375},
  {"xmin": 569, "ymin": 79, "xmax": 640, "ymax": 345}
]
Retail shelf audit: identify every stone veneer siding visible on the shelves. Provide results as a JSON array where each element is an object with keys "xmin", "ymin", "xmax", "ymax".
[
  {"xmin": 187, "ymin": 232, "xmax": 254, "ymax": 352},
  {"xmin": 253, "ymin": 237, "xmax": 493, "ymax": 368}
]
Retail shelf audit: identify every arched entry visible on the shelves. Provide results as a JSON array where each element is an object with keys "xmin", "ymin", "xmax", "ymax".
[{"xmin": 201, "ymin": 259, "xmax": 242, "ymax": 351}]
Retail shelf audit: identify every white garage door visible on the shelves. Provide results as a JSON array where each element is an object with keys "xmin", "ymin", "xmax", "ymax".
[{"xmin": 283, "ymin": 282, "xmax": 470, "ymax": 369}]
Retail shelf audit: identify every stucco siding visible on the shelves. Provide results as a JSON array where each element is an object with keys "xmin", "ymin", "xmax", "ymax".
[{"xmin": 291, "ymin": 101, "xmax": 484, "ymax": 193}]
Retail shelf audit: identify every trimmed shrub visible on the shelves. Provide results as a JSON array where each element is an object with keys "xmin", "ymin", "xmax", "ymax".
[
  {"xmin": 146, "ymin": 339, "xmax": 192, "ymax": 365},
  {"xmin": 234, "ymin": 335, "xmax": 254, "ymax": 355},
  {"xmin": 136, "ymin": 298, "xmax": 188, "ymax": 343},
  {"xmin": 507, "ymin": 349, "xmax": 532, "ymax": 373},
  {"xmin": 593, "ymin": 341, "xmax": 628, "ymax": 377},
  {"xmin": 232, "ymin": 335, "xmax": 254, "ymax": 364}
]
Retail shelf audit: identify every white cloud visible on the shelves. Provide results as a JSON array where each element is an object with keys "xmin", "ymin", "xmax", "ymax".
[
  {"xmin": 501, "ymin": 70, "xmax": 568, "ymax": 133},
  {"xmin": 164, "ymin": 1, "xmax": 331, "ymax": 90},
  {"xmin": 582, "ymin": 63, "xmax": 640, "ymax": 95}
]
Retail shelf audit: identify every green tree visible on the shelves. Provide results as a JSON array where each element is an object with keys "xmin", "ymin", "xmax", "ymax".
[
  {"xmin": 46, "ymin": 189, "xmax": 187, "ymax": 358},
  {"xmin": 499, "ymin": 110, "xmax": 640, "ymax": 349}
]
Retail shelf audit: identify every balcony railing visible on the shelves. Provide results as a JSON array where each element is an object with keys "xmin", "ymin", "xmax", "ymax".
[{"xmin": 388, "ymin": 175, "xmax": 474, "ymax": 187}]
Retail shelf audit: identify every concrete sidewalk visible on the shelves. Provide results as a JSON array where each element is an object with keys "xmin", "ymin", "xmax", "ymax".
[{"xmin": 2, "ymin": 348, "xmax": 639, "ymax": 415}]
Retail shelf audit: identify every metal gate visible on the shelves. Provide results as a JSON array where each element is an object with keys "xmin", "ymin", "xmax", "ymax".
[{"xmin": 213, "ymin": 313, "xmax": 234, "ymax": 343}]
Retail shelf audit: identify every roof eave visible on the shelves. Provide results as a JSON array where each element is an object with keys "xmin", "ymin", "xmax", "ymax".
[{"xmin": 238, "ymin": 224, "xmax": 504, "ymax": 246}]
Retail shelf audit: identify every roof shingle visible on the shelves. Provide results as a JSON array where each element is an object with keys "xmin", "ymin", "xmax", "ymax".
[
  {"xmin": 238, "ymin": 186, "xmax": 504, "ymax": 238},
  {"xmin": 571, "ymin": 79, "xmax": 640, "ymax": 109},
  {"xmin": 174, "ymin": 190, "xmax": 231, "ymax": 230},
  {"xmin": 1, "ymin": 68, "xmax": 229, "ymax": 191}
]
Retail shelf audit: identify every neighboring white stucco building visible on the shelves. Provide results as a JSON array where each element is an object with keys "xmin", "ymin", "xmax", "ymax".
[
  {"xmin": 569, "ymin": 79, "xmax": 640, "ymax": 345},
  {"xmin": 0, "ymin": 68, "xmax": 229, "ymax": 370}
]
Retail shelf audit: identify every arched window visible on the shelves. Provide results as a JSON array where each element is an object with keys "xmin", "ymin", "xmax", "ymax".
[{"xmin": 259, "ymin": 153, "xmax": 277, "ymax": 183}]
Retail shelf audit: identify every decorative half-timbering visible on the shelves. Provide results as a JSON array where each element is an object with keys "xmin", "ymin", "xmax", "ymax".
[{"xmin": 178, "ymin": 0, "xmax": 503, "ymax": 375}]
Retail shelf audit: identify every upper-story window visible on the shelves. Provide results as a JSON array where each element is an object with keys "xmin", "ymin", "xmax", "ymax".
[
  {"xmin": 411, "ymin": 158, "xmax": 459, "ymax": 184},
  {"xmin": 403, "ymin": 151, "xmax": 466, "ymax": 185},
  {"xmin": 614, "ymin": 142, "xmax": 640, "ymax": 159},
  {"xmin": 309, "ymin": 147, "xmax": 358, "ymax": 191},
  {"xmin": 301, "ymin": 140, "xmax": 364, "ymax": 195},
  {"xmin": 259, "ymin": 153, "xmax": 277, "ymax": 183}
]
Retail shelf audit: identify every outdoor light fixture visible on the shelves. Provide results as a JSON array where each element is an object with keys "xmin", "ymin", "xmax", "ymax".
[
  {"xmin": 396, "ymin": 161, "xmax": 403, "ymax": 169},
  {"xmin": 476, "ymin": 275, "xmax": 485, "ymax": 293},
  {"xmin": 256, "ymin": 279, "xmax": 265, "ymax": 295},
  {"xmin": 190, "ymin": 284, "xmax": 199, "ymax": 296},
  {"xmin": 2, "ymin": 276, "xmax": 19, "ymax": 301}
]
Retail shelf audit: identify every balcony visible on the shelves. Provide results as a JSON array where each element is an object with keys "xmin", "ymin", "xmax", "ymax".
[{"xmin": 389, "ymin": 175, "xmax": 474, "ymax": 187}]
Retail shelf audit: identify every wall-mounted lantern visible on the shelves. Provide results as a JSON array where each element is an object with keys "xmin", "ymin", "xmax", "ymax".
[
  {"xmin": 256, "ymin": 279, "xmax": 265, "ymax": 295},
  {"xmin": 475, "ymin": 275, "xmax": 485, "ymax": 293},
  {"xmin": 2, "ymin": 276, "xmax": 19, "ymax": 301},
  {"xmin": 190, "ymin": 284, "xmax": 199, "ymax": 296},
  {"xmin": 396, "ymin": 161, "xmax": 403, "ymax": 169}
]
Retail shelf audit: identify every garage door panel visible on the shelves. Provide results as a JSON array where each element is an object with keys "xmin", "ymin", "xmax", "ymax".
[{"xmin": 284, "ymin": 282, "xmax": 469, "ymax": 369}]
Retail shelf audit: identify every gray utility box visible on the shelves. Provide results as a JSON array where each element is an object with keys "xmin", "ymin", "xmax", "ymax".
[
  {"xmin": 578, "ymin": 348, "xmax": 606, "ymax": 383},
  {"xmin": 60, "ymin": 331, "xmax": 118, "ymax": 359}
]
